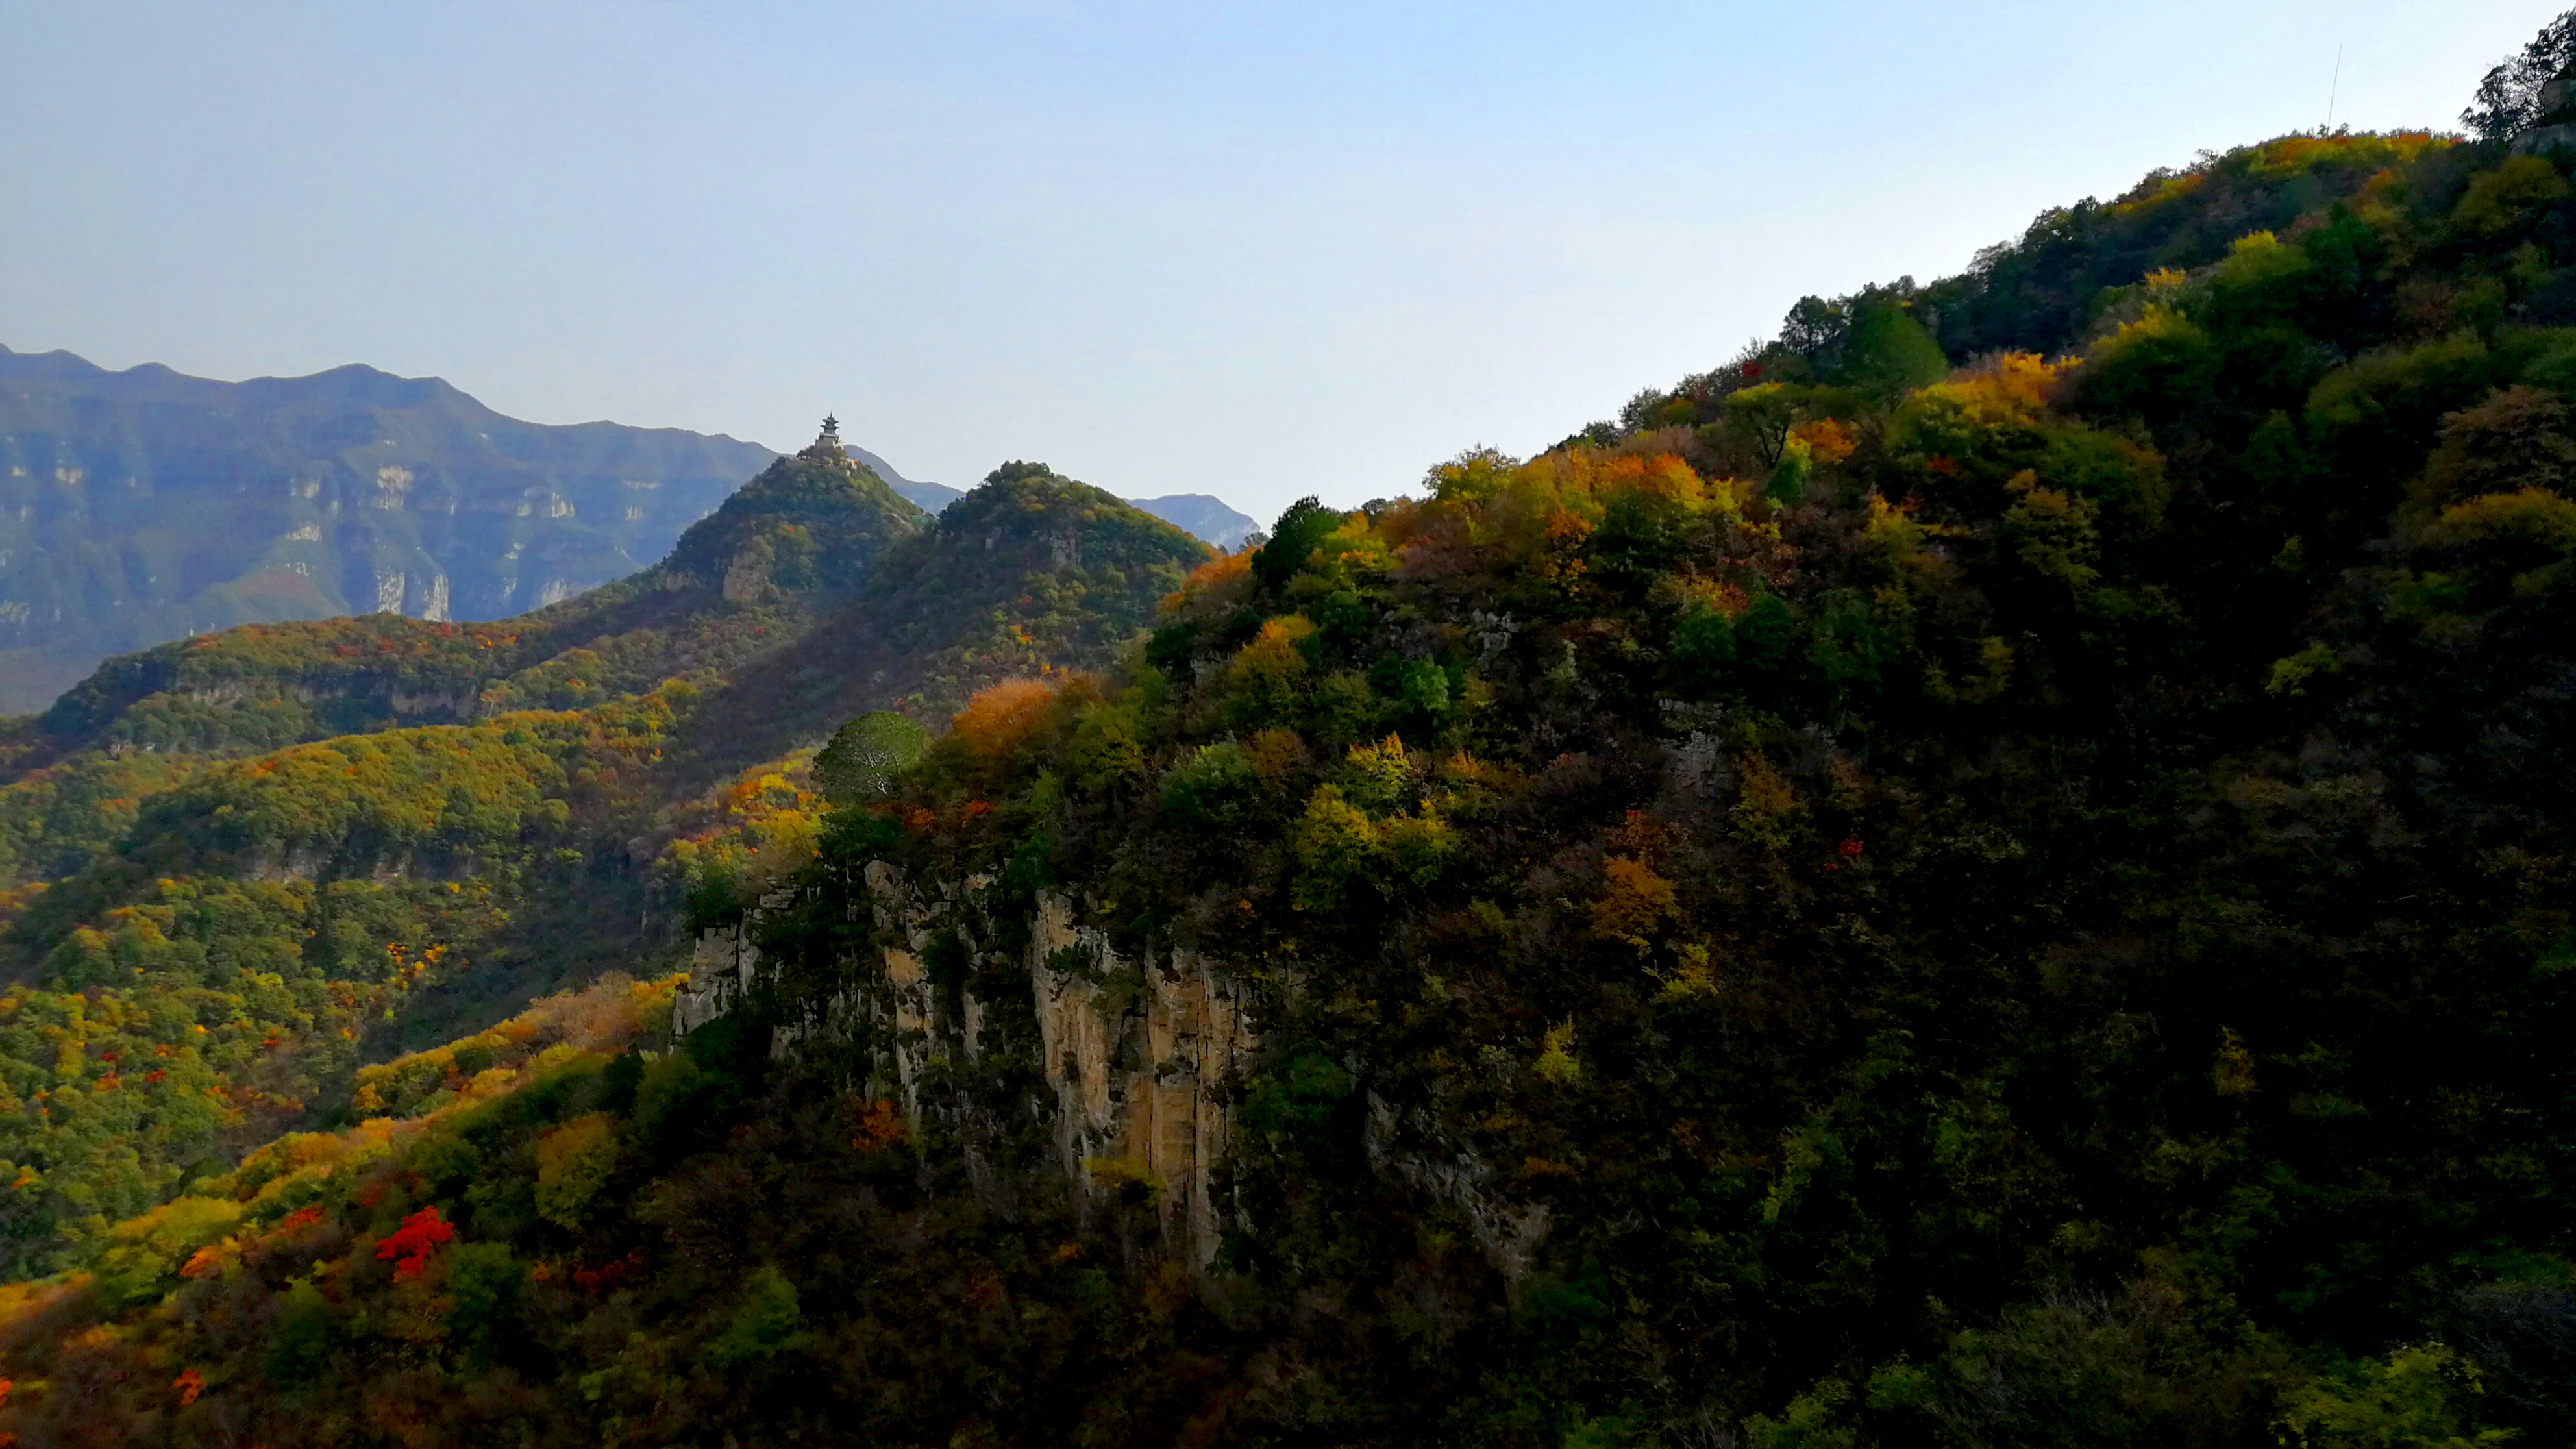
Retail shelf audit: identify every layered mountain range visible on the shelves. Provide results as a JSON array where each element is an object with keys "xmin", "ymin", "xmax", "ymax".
[
  {"xmin": 0, "ymin": 428, "xmax": 1209, "ymax": 1280},
  {"xmin": 5, "ymin": 19, "xmax": 2576, "ymax": 1443},
  {"xmin": 0, "ymin": 349, "xmax": 1257, "ymax": 713},
  {"xmin": 0, "ymin": 348, "xmax": 777, "ymax": 713}
]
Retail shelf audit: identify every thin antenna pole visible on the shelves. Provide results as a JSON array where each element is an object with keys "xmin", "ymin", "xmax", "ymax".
[{"xmin": 2326, "ymin": 42, "xmax": 2344, "ymax": 131}]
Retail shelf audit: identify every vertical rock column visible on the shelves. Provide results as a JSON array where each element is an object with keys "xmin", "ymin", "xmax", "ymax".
[
  {"xmin": 672, "ymin": 867, "xmax": 1257, "ymax": 1268},
  {"xmin": 1026, "ymin": 893, "xmax": 1254, "ymax": 1265}
]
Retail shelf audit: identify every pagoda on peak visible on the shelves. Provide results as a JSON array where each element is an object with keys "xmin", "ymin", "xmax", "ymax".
[{"xmin": 797, "ymin": 414, "xmax": 854, "ymax": 467}]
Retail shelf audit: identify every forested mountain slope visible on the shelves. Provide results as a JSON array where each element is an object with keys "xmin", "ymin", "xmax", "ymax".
[
  {"xmin": 878, "ymin": 467, "xmax": 1261, "ymax": 550},
  {"xmin": 12, "ymin": 23, "xmax": 2576, "ymax": 1444},
  {"xmin": 0, "ymin": 438, "xmax": 928, "ymax": 939},
  {"xmin": 683, "ymin": 462, "xmax": 1214, "ymax": 778},
  {"xmin": 7, "ymin": 430, "xmax": 927, "ymax": 771},
  {"xmin": 0, "ymin": 439, "xmax": 1199, "ymax": 1287},
  {"xmin": 0, "ymin": 348, "xmax": 802, "ymax": 713}
]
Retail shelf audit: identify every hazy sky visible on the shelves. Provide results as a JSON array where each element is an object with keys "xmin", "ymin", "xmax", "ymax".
[{"xmin": 0, "ymin": 1, "xmax": 2557, "ymax": 522}]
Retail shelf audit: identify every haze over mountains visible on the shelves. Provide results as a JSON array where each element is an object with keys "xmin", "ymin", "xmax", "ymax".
[{"xmin": 0, "ymin": 347, "xmax": 1257, "ymax": 712}]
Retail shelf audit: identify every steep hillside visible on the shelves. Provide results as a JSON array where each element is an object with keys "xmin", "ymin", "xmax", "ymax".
[
  {"xmin": 678, "ymin": 461, "xmax": 1210, "ymax": 777},
  {"xmin": 0, "ymin": 451, "xmax": 1196, "ymax": 1283},
  {"xmin": 0, "ymin": 689, "xmax": 686, "ymax": 1279},
  {"xmin": 0, "ymin": 349, "xmax": 827, "ymax": 713},
  {"xmin": 839, "ymin": 441, "xmax": 933, "ymax": 501},
  {"xmin": 8, "ymin": 90, "xmax": 2576, "ymax": 1445},
  {"xmin": 23, "ymin": 18, "xmax": 2576, "ymax": 1441}
]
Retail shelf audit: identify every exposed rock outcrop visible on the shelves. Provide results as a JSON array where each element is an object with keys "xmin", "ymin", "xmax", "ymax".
[{"xmin": 675, "ymin": 869, "xmax": 1256, "ymax": 1265}]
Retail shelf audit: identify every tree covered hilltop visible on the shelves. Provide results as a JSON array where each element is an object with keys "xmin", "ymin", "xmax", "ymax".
[{"xmin": 10, "ymin": 16, "xmax": 2576, "ymax": 1447}]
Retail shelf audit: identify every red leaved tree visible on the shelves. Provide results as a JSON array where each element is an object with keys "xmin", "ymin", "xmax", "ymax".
[{"xmin": 374, "ymin": 1206, "xmax": 453, "ymax": 1279}]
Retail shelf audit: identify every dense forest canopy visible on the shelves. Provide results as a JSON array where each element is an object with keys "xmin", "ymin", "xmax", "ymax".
[{"xmin": 6, "ymin": 15, "xmax": 2576, "ymax": 1446}]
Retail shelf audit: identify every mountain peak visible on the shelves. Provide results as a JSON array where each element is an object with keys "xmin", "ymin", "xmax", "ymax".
[
  {"xmin": 236, "ymin": 361, "xmax": 469, "ymax": 410},
  {"xmin": 652, "ymin": 449, "xmax": 927, "ymax": 604}
]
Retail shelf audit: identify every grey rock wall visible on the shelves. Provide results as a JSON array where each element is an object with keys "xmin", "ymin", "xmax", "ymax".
[{"xmin": 674, "ymin": 869, "xmax": 1257, "ymax": 1265}]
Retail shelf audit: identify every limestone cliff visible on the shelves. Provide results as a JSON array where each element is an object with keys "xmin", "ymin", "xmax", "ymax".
[{"xmin": 675, "ymin": 868, "xmax": 1256, "ymax": 1265}]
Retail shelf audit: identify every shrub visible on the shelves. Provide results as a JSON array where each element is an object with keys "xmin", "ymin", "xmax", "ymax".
[{"xmin": 534, "ymin": 1113, "xmax": 619, "ymax": 1231}]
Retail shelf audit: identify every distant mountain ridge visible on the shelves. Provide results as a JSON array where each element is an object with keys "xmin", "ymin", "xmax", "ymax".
[
  {"xmin": 0, "ymin": 345, "xmax": 784, "ymax": 712},
  {"xmin": 0, "ymin": 347, "xmax": 1259, "ymax": 713},
  {"xmin": 21, "ymin": 427, "xmax": 936, "ymax": 764},
  {"xmin": 874, "ymin": 460, "xmax": 1257, "ymax": 547},
  {"xmin": 878, "ymin": 475, "xmax": 967, "ymax": 514},
  {"xmin": 1126, "ymin": 492, "xmax": 1260, "ymax": 548}
]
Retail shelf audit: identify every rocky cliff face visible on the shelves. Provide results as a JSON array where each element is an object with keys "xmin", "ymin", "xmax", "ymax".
[{"xmin": 676, "ymin": 869, "xmax": 1257, "ymax": 1265}]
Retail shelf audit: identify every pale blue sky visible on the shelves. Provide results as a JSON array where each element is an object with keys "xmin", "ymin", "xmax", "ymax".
[{"xmin": 0, "ymin": 1, "xmax": 2555, "ymax": 521}]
